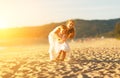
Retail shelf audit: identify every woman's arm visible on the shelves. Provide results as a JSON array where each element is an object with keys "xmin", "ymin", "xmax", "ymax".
[{"xmin": 53, "ymin": 26, "xmax": 62, "ymax": 40}]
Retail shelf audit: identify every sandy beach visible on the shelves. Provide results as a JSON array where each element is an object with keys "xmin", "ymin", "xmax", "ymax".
[{"xmin": 0, "ymin": 38, "xmax": 120, "ymax": 78}]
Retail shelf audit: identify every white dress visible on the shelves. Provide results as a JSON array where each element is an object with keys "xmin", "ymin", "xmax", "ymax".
[{"xmin": 54, "ymin": 37, "xmax": 70, "ymax": 54}]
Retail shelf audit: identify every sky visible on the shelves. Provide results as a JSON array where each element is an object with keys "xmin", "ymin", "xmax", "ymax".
[{"xmin": 0, "ymin": 0, "xmax": 120, "ymax": 28}]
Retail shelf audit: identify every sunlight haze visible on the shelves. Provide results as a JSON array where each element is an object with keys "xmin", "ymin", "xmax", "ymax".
[{"xmin": 0, "ymin": 0, "xmax": 120, "ymax": 28}]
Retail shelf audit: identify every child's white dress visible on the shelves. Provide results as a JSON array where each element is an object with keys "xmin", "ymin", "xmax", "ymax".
[{"xmin": 54, "ymin": 37, "xmax": 70, "ymax": 54}]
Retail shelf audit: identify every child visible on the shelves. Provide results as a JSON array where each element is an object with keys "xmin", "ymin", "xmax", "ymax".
[
  {"xmin": 55, "ymin": 20, "xmax": 76, "ymax": 61},
  {"xmin": 54, "ymin": 25, "xmax": 69, "ymax": 61},
  {"xmin": 48, "ymin": 25, "xmax": 69, "ymax": 61}
]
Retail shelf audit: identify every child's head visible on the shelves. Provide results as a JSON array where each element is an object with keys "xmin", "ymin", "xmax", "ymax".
[{"xmin": 60, "ymin": 25, "xmax": 67, "ymax": 34}]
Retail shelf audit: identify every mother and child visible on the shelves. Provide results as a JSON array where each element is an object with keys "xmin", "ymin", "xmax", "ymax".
[{"xmin": 48, "ymin": 20, "xmax": 76, "ymax": 62}]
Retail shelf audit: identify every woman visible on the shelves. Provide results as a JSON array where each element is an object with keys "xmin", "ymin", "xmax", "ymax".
[{"xmin": 48, "ymin": 20, "xmax": 75, "ymax": 61}]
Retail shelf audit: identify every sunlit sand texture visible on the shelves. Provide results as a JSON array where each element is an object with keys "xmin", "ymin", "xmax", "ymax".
[{"xmin": 0, "ymin": 38, "xmax": 120, "ymax": 78}]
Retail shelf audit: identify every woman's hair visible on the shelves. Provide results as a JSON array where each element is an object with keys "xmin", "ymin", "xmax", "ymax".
[{"xmin": 66, "ymin": 20, "xmax": 76, "ymax": 39}]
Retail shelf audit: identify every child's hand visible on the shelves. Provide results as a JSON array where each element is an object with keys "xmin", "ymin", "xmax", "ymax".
[{"xmin": 58, "ymin": 38, "xmax": 64, "ymax": 43}]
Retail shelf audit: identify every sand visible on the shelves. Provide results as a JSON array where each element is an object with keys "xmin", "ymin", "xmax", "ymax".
[{"xmin": 0, "ymin": 38, "xmax": 120, "ymax": 78}]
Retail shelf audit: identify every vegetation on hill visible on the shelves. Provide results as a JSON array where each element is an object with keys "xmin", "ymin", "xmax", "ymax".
[
  {"xmin": 74, "ymin": 18, "xmax": 120, "ymax": 38},
  {"xmin": 0, "ymin": 18, "xmax": 120, "ymax": 39}
]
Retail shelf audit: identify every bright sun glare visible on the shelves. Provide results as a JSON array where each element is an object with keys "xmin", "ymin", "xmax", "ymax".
[{"xmin": 0, "ymin": 20, "xmax": 9, "ymax": 29}]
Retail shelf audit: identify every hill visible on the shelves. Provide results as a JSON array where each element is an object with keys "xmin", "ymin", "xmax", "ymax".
[
  {"xmin": 0, "ymin": 18, "xmax": 120, "ymax": 39},
  {"xmin": 74, "ymin": 18, "xmax": 120, "ymax": 38}
]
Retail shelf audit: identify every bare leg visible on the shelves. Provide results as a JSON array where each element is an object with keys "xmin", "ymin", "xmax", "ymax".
[
  {"xmin": 56, "ymin": 50, "xmax": 62, "ymax": 61},
  {"xmin": 60, "ymin": 51, "xmax": 66, "ymax": 61}
]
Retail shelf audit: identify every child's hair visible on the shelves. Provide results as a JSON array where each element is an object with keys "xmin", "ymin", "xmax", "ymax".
[
  {"xmin": 60, "ymin": 25, "xmax": 68, "ymax": 33},
  {"xmin": 60, "ymin": 25, "xmax": 67, "ymax": 30}
]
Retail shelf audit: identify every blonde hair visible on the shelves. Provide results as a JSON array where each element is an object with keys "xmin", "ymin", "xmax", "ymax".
[
  {"xmin": 66, "ymin": 20, "xmax": 76, "ymax": 39},
  {"xmin": 60, "ymin": 25, "xmax": 68, "ymax": 34},
  {"xmin": 66, "ymin": 19, "xmax": 75, "ymax": 25},
  {"xmin": 60, "ymin": 25, "xmax": 67, "ymax": 29}
]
